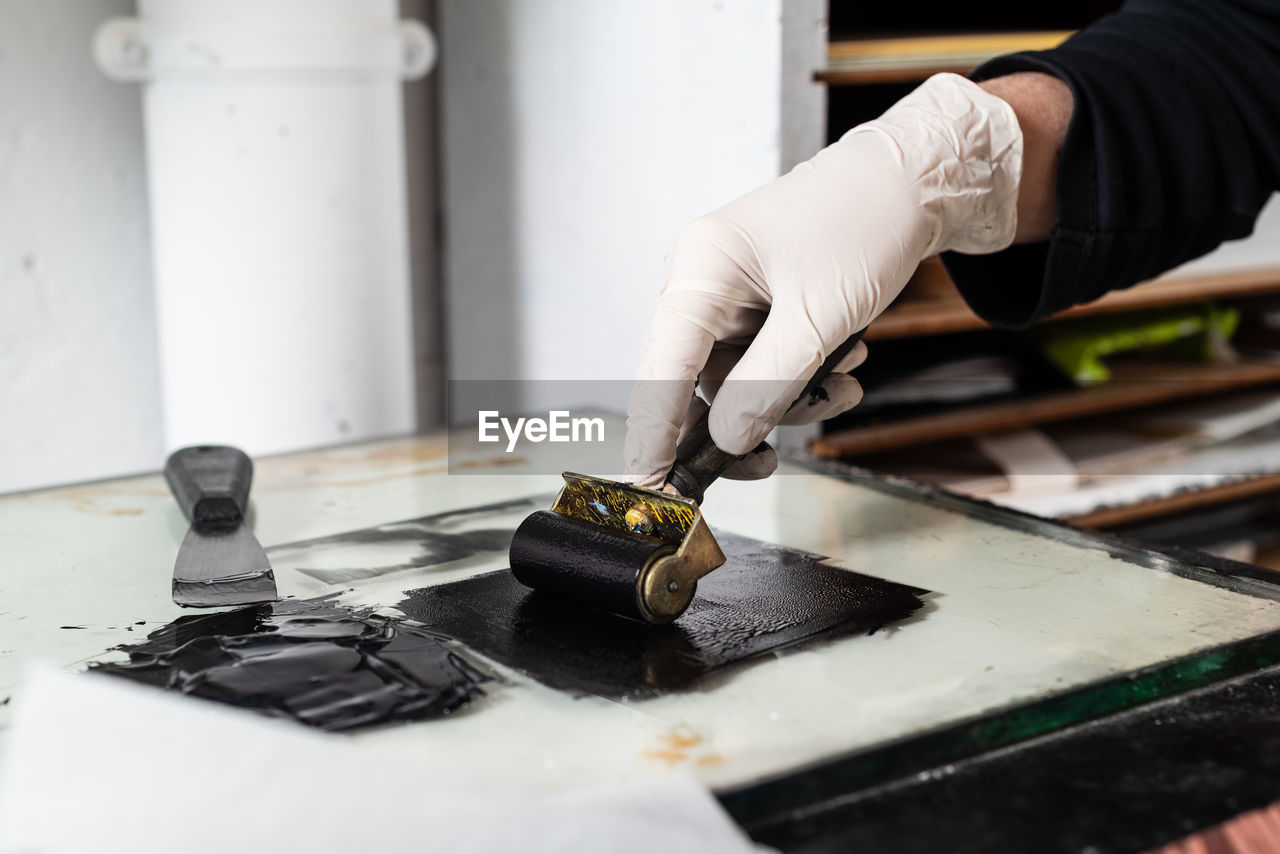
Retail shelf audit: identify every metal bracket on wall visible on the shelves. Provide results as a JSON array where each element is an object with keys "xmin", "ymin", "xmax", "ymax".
[{"xmin": 92, "ymin": 15, "xmax": 436, "ymax": 83}]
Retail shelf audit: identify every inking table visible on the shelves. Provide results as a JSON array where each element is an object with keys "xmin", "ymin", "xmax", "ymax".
[{"xmin": 5, "ymin": 430, "xmax": 1280, "ymax": 851}]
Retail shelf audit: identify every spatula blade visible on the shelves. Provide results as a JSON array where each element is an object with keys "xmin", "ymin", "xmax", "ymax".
[{"xmin": 172, "ymin": 522, "xmax": 277, "ymax": 608}]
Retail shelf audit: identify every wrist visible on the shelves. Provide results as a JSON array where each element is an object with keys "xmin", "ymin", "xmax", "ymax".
[
  {"xmin": 977, "ymin": 72, "xmax": 1072, "ymax": 243},
  {"xmin": 843, "ymin": 73, "xmax": 1024, "ymax": 257}
]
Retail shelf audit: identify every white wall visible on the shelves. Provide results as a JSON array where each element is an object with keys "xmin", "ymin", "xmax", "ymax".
[
  {"xmin": 131, "ymin": 0, "xmax": 420, "ymax": 457},
  {"xmin": 1, "ymin": 0, "xmax": 435, "ymax": 494},
  {"xmin": 438, "ymin": 0, "xmax": 826, "ymax": 408},
  {"xmin": 0, "ymin": 0, "xmax": 162, "ymax": 494}
]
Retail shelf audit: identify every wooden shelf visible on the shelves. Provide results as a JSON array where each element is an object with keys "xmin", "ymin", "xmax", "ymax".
[
  {"xmin": 866, "ymin": 267, "xmax": 1280, "ymax": 342},
  {"xmin": 1066, "ymin": 473, "xmax": 1280, "ymax": 529},
  {"xmin": 1257, "ymin": 543, "xmax": 1280, "ymax": 572},
  {"xmin": 819, "ymin": 64, "xmax": 979, "ymax": 86},
  {"xmin": 812, "ymin": 360, "xmax": 1280, "ymax": 459},
  {"xmin": 818, "ymin": 31, "xmax": 1073, "ymax": 86}
]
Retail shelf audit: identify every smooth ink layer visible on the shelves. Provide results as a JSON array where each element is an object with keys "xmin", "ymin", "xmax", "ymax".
[{"xmin": 399, "ymin": 531, "xmax": 928, "ymax": 699}]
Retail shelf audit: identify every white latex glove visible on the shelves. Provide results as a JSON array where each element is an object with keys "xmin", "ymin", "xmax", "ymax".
[{"xmin": 624, "ymin": 73, "xmax": 1023, "ymax": 488}]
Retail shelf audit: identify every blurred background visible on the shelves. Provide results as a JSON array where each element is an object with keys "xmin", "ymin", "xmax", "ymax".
[{"xmin": 3, "ymin": 0, "xmax": 1280, "ymax": 568}]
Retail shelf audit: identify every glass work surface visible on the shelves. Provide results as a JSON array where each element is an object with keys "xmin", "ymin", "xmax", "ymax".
[
  {"xmin": 5, "ymin": 435, "xmax": 1280, "ymax": 800},
  {"xmin": 262, "ymin": 463, "xmax": 1280, "ymax": 794}
]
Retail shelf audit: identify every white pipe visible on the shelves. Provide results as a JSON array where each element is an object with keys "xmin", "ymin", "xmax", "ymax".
[{"xmin": 95, "ymin": 0, "xmax": 434, "ymax": 454}]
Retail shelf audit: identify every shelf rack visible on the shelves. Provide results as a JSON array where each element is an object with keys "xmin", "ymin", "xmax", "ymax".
[
  {"xmin": 1066, "ymin": 473, "xmax": 1280, "ymax": 529},
  {"xmin": 815, "ymin": 360, "xmax": 1280, "ymax": 459},
  {"xmin": 814, "ymin": 21, "xmax": 1280, "ymax": 551}
]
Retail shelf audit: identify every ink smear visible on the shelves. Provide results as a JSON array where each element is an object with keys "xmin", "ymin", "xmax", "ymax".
[
  {"xmin": 90, "ymin": 597, "xmax": 487, "ymax": 731},
  {"xmin": 265, "ymin": 497, "xmax": 539, "ymax": 586},
  {"xmin": 398, "ymin": 531, "xmax": 928, "ymax": 699}
]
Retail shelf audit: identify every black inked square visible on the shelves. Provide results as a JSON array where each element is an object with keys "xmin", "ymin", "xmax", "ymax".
[{"xmin": 398, "ymin": 531, "xmax": 928, "ymax": 699}]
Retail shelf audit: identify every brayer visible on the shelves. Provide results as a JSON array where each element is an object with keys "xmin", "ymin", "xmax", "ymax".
[{"xmin": 510, "ymin": 331, "xmax": 864, "ymax": 624}]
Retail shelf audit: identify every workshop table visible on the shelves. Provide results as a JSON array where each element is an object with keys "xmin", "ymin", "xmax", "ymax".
[{"xmin": 5, "ymin": 430, "xmax": 1280, "ymax": 850}]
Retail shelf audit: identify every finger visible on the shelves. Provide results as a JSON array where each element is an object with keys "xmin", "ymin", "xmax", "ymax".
[
  {"xmin": 676, "ymin": 394, "xmax": 710, "ymax": 442},
  {"xmin": 697, "ymin": 345, "xmax": 747, "ymax": 405},
  {"xmin": 626, "ymin": 213, "xmax": 772, "ymax": 485},
  {"xmin": 777, "ymin": 374, "xmax": 864, "ymax": 425},
  {"xmin": 708, "ymin": 304, "xmax": 851, "ymax": 455},
  {"xmin": 662, "ymin": 213, "xmax": 768, "ymax": 306},
  {"xmin": 720, "ymin": 443, "xmax": 778, "ymax": 480},
  {"xmin": 676, "ymin": 396, "xmax": 776, "ymax": 480},
  {"xmin": 832, "ymin": 340, "xmax": 869, "ymax": 373},
  {"xmin": 623, "ymin": 306, "xmax": 716, "ymax": 488},
  {"xmin": 707, "ymin": 341, "xmax": 865, "ymax": 429}
]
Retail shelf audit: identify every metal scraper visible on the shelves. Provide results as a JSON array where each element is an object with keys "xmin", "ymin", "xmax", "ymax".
[{"xmin": 164, "ymin": 445, "xmax": 277, "ymax": 608}]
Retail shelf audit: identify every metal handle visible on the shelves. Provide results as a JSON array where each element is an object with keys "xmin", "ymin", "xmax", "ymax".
[
  {"xmin": 665, "ymin": 330, "xmax": 865, "ymax": 503},
  {"xmin": 164, "ymin": 445, "xmax": 254, "ymax": 526}
]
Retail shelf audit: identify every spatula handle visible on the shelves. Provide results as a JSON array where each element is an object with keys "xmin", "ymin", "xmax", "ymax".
[
  {"xmin": 665, "ymin": 330, "xmax": 864, "ymax": 504},
  {"xmin": 164, "ymin": 445, "xmax": 253, "ymax": 526}
]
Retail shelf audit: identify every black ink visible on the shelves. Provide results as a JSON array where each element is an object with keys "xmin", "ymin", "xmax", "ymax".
[
  {"xmin": 90, "ymin": 597, "xmax": 488, "ymax": 731},
  {"xmin": 265, "ymin": 496, "xmax": 546, "ymax": 585},
  {"xmin": 399, "ymin": 531, "xmax": 927, "ymax": 698},
  {"xmin": 172, "ymin": 566, "xmax": 277, "ymax": 610},
  {"xmin": 59, "ymin": 626, "xmax": 87, "ymax": 630},
  {"xmin": 808, "ymin": 386, "xmax": 830, "ymax": 405}
]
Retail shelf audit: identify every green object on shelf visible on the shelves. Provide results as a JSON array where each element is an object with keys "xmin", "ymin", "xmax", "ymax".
[{"xmin": 1039, "ymin": 303, "xmax": 1241, "ymax": 385}]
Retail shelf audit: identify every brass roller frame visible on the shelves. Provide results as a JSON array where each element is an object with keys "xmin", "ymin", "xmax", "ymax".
[{"xmin": 549, "ymin": 472, "xmax": 726, "ymax": 623}]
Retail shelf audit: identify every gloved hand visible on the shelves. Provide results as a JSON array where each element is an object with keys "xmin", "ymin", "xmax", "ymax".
[{"xmin": 624, "ymin": 73, "xmax": 1024, "ymax": 489}]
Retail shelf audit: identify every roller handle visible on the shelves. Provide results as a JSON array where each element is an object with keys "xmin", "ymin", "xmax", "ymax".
[
  {"xmin": 164, "ymin": 445, "xmax": 254, "ymax": 527},
  {"xmin": 665, "ymin": 330, "xmax": 865, "ymax": 503}
]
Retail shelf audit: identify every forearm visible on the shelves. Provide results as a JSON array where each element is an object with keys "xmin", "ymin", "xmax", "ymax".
[
  {"xmin": 978, "ymin": 72, "xmax": 1073, "ymax": 244},
  {"xmin": 946, "ymin": 0, "xmax": 1280, "ymax": 328}
]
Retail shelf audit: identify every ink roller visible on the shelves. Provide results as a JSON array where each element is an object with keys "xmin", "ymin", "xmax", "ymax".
[{"xmin": 509, "ymin": 330, "xmax": 865, "ymax": 625}]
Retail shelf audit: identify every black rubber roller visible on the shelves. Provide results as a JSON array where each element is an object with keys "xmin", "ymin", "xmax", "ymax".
[{"xmin": 511, "ymin": 511, "xmax": 674, "ymax": 623}]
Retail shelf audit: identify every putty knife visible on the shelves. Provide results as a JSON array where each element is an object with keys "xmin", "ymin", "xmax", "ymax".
[{"xmin": 164, "ymin": 445, "xmax": 277, "ymax": 608}]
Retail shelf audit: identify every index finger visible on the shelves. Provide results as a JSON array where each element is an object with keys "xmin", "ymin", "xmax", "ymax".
[{"xmin": 623, "ymin": 300, "xmax": 717, "ymax": 488}]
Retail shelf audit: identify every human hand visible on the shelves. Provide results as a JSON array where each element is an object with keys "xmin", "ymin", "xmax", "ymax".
[{"xmin": 624, "ymin": 73, "xmax": 1023, "ymax": 489}]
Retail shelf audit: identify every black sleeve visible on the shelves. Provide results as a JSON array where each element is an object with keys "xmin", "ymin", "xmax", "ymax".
[{"xmin": 939, "ymin": 0, "xmax": 1280, "ymax": 329}]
